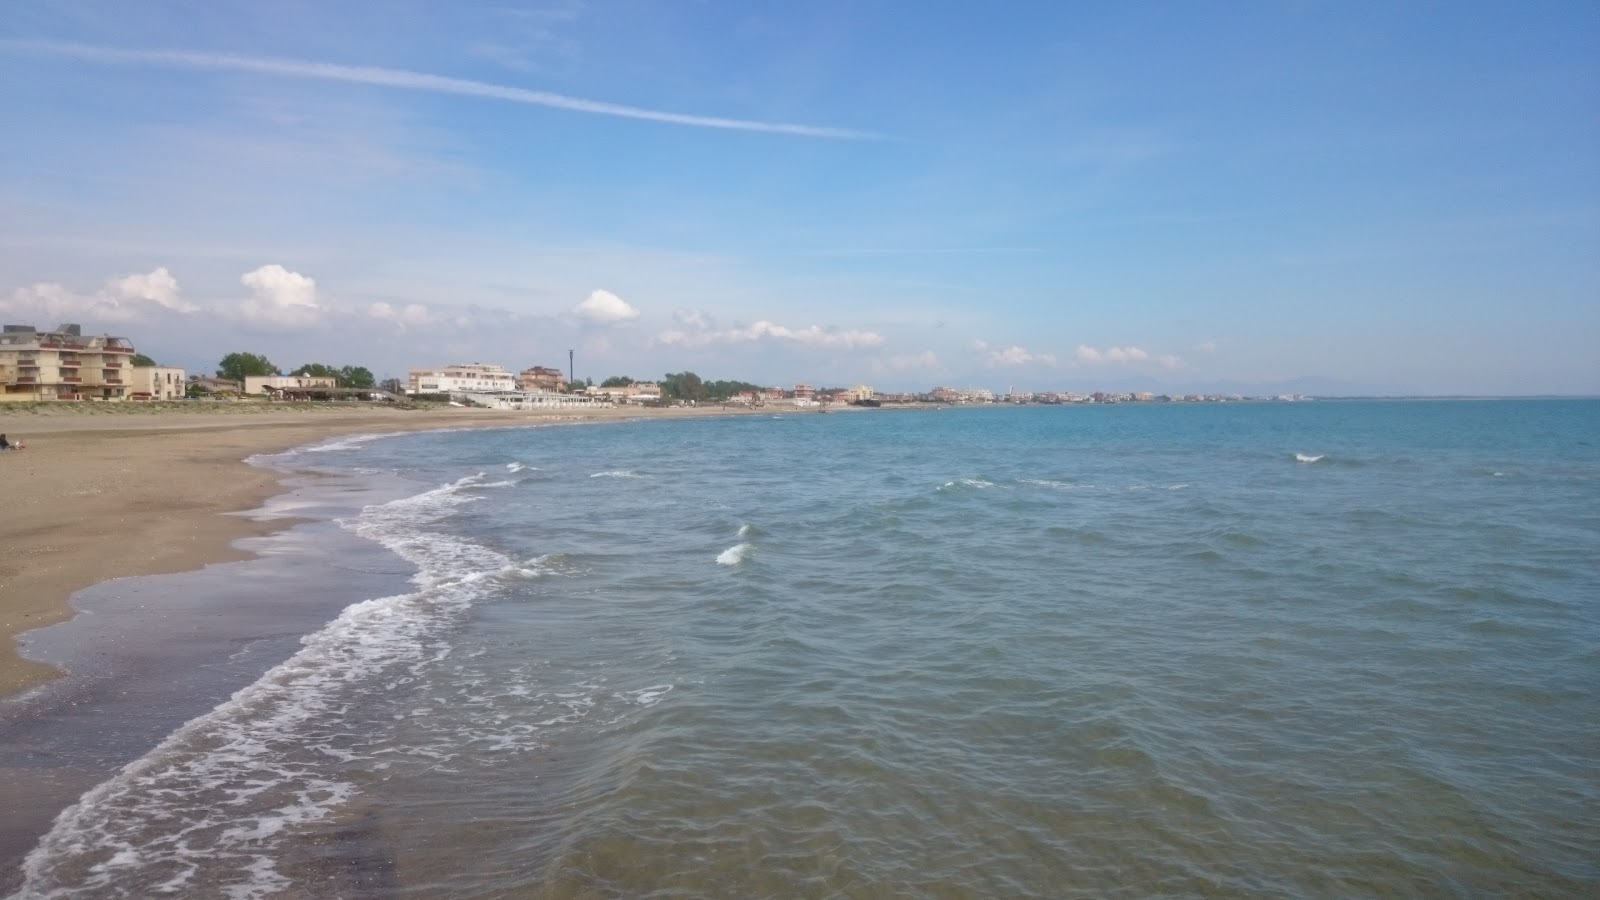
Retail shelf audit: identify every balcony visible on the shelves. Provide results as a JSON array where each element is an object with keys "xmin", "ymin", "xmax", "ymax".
[
  {"xmin": 104, "ymin": 378, "xmax": 123, "ymax": 385},
  {"xmin": 16, "ymin": 376, "xmax": 37, "ymax": 384},
  {"xmin": 63, "ymin": 376, "xmax": 82, "ymax": 384},
  {"xmin": 103, "ymin": 360, "xmax": 123, "ymax": 368}
]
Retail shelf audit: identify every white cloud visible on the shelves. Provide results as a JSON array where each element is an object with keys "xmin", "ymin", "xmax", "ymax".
[
  {"xmin": 983, "ymin": 344, "xmax": 1056, "ymax": 367},
  {"xmin": 1160, "ymin": 354, "xmax": 1182, "ymax": 369},
  {"xmin": 1197, "ymin": 340, "xmax": 1218, "ymax": 354},
  {"xmin": 109, "ymin": 267, "xmax": 194, "ymax": 311},
  {"xmin": 572, "ymin": 289, "xmax": 640, "ymax": 326},
  {"xmin": 889, "ymin": 350, "xmax": 940, "ymax": 369},
  {"xmin": 2, "ymin": 267, "xmax": 196, "ymax": 323},
  {"xmin": 673, "ymin": 307, "xmax": 713, "ymax": 329},
  {"xmin": 656, "ymin": 319, "xmax": 884, "ymax": 349},
  {"xmin": 368, "ymin": 301, "xmax": 435, "ymax": 330},
  {"xmin": 239, "ymin": 264, "xmax": 322, "ymax": 327},
  {"xmin": 1078, "ymin": 344, "xmax": 1163, "ymax": 364}
]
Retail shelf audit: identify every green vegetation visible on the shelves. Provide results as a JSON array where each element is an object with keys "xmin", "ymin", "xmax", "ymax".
[
  {"xmin": 288, "ymin": 363, "xmax": 377, "ymax": 388},
  {"xmin": 659, "ymin": 371, "xmax": 706, "ymax": 402},
  {"xmin": 600, "ymin": 375, "xmax": 636, "ymax": 387},
  {"xmin": 659, "ymin": 372, "xmax": 768, "ymax": 402},
  {"xmin": 704, "ymin": 379, "xmax": 765, "ymax": 400},
  {"xmin": 216, "ymin": 352, "xmax": 277, "ymax": 381},
  {"xmin": 131, "ymin": 352, "xmax": 158, "ymax": 367}
]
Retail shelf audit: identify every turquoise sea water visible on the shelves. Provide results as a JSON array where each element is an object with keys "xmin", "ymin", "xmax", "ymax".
[{"xmin": 11, "ymin": 400, "xmax": 1600, "ymax": 897}]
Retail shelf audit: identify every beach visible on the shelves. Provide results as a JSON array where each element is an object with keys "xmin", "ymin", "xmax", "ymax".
[
  {"xmin": 2, "ymin": 400, "xmax": 1595, "ymax": 896},
  {"xmin": 0, "ymin": 401, "xmax": 771, "ymax": 699}
]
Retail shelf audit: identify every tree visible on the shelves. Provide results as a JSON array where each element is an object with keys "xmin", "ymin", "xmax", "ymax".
[
  {"xmin": 338, "ymin": 365, "xmax": 376, "ymax": 389},
  {"xmin": 290, "ymin": 363, "xmax": 339, "ymax": 379},
  {"xmin": 131, "ymin": 353, "xmax": 158, "ymax": 367},
  {"xmin": 705, "ymin": 379, "xmax": 764, "ymax": 400},
  {"xmin": 660, "ymin": 371, "xmax": 707, "ymax": 402},
  {"xmin": 600, "ymin": 375, "xmax": 636, "ymax": 388},
  {"xmin": 217, "ymin": 352, "xmax": 276, "ymax": 382},
  {"xmin": 379, "ymin": 377, "xmax": 403, "ymax": 395}
]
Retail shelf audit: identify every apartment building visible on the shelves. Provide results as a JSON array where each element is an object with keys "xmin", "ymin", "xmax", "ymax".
[
  {"xmin": 407, "ymin": 363, "xmax": 517, "ymax": 395},
  {"xmin": 516, "ymin": 366, "xmax": 567, "ymax": 392},
  {"xmin": 128, "ymin": 365, "xmax": 188, "ymax": 401},
  {"xmin": 0, "ymin": 323, "xmax": 138, "ymax": 402}
]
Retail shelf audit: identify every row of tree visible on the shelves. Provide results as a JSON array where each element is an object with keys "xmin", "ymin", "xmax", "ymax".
[
  {"xmin": 655, "ymin": 372, "xmax": 766, "ymax": 402},
  {"xmin": 215, "ymin": 352, "xmax": 376, "ymax": 389}
]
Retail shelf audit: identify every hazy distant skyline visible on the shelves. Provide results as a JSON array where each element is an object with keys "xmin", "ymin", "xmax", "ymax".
[{"xmin": 2, "ymin": 1, "xmax": 1596, "ymax": 395}]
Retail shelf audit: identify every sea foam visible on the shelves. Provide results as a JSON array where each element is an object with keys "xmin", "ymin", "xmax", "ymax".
[
  {"xmin": 717, "ymin": 543, "xmax": 754, "ymax": 566},
  {"xmin": 1295, "ymin": 453, "xmax": 1325, "ymax": 463},
  {"xmin": 18, "ymin": 474, "xmax": 513, "ymax": 899}
]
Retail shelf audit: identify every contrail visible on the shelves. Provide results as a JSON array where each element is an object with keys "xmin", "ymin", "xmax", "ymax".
[{"xmin": 6, "ymin": 40, "xmax": 878, "ymax": 140}]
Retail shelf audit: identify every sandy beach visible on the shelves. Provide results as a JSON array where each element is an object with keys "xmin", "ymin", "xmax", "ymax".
[{"xmin": 0, "ymin": 401, "xmax": 776, "ymax": 698}]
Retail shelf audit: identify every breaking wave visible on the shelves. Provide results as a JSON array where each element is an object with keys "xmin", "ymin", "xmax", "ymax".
[
  {"xmin": 17, "ymin": 474, "xmax": 514, "ymax": 899},
  {"xmin": 716, "ymin": 543, "xmax": 754, "ymax": 566}
]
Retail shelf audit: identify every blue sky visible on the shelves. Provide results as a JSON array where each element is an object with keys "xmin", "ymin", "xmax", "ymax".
[{"xmin": 2, "ymin": 1, "xmax": 1596, "ymax": 394}]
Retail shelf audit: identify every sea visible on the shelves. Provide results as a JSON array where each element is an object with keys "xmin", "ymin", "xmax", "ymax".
[{"xmin": 4, "ymin": 400, "xmax": 1597, "ymax": 898}]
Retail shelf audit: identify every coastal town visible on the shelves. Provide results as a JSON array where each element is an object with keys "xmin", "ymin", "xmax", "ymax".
[{"xmin": 0, "ymin": 322, "xmax": 1306, "ymax": 409}]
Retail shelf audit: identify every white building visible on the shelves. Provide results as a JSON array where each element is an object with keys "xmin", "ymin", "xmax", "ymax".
[
  {"xmin": 587, "ymin": 382, "xmax": 662, "ymax": 404},
  {"xmin": 407, "ymin": 363, "xmax": 517, "ymax": 396},
  {"xmin": 461, "ymin": 391, "xmax": 601, "ymax": 410},
  {"xmin": 129, "ymin": 365, "xmax": 188, "ymax": 401},
  {"xmin": 244, "ymin": 374, "xmax": 337, "ymax": 395}
]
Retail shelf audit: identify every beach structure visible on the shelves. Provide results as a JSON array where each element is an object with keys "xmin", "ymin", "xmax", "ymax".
[
  {"xmin": 461, "ymin": 391, "xmax": 601, "ymax": 410},
  {"xmin": 407, "ymin": 364, "xmax": 517, "ymax": 396},
  {"xmin": 244, "ymin": 375, "xmax": 337, "ymax": 396},
  {"xmin": 189, "ymin": 375, "xmax": 242, "ymax": 396},
  {"xmin": 586, "ymin": 382, "xmax": 662, "ymax": 404},
  {"xmin": 128, "ymin": 365, "xmax": 188, "ymax": 401},
  {"xmin": 0, "ymin": 324, "xmax": 137, "ymax": 402}
]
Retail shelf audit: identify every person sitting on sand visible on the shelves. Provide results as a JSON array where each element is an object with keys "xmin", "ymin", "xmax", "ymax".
[{"xmin": 0, "ymin": 433, "xmax": 9, "ymax": 450}]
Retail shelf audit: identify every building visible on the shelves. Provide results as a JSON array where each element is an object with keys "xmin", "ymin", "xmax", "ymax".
[
  {"xmin": 189, "ymin": 375, "xmax": 242, "ymax": 396},
  {"xmin": 460, "ymin": 391, "xmax": 601, "ymax": 410},
  {"xmin": 846, "ymin": 384, "xmax": 874, "ymax": 402},
  {"xmin": 128, "ymin": 365, "xmax": 188, "ymax": 401},
  {"xmin": 793, "ymin": 384, "xmax": 815, "ymax": 399},
  {"xmin": 586, "ymin": 382, "xmax": 662, "ymax": 404},
  {"xmin": 407, "ymin": 363, "xmax": 517, "ymax": 396},
  {"xmin": 516, "ymin": 366, "xmax": 567, "ymax": 392},
  {"xmin": 0, "ymin": 323, "xmax": 137, "ymax": 402},
  {"xmin": 244, "ymin": 375, "xmax": 337, "ymax": 395}
]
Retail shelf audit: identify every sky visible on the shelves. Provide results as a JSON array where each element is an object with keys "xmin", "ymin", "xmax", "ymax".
[{"xmin": 1, "ymin": 1, "xmax": 1596, "ymax": 396}]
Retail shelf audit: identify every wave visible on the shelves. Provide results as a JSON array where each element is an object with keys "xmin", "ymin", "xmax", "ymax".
[
  {"xmin": 1294, "ymin": 453, "xmax": 1325, "ymax": 463},
  {"xmin": 717, "ymin": 543, "xmax": 754, "ymax": 566},
  {"xmin": 590, "ymin": 470, "xmax": 646, "ymax": 479},
  {"xmin": 17, "ymin": 474, "xmax": 515, "ymax": 899},
  {"xmin": 938, "ymin": 477, "xmax": 996, "ymax": 491},
  {"xmin": 1019, "ymin": 478, "xmax": 1076, "ymax": 490},
  {"xmin": 251, "ymin": 431, "xmax": 408, "ymax": 465},
  {"xmin": 737, "ymin": 524, "xmax": 755, "ymax": 538},
  {"xmin": 505, "ymin": 461, "xmax": 539, "ymax": 473}
]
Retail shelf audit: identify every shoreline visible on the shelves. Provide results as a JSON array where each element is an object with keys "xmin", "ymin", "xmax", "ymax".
[{"xmin": 0, "ymin": 402, "xmax": 787, "ymax": 698}]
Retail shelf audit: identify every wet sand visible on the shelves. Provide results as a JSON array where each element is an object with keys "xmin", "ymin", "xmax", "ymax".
[{"xmin": 0, "ymin": 401, "xmax": 777, "ymax": 698}]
